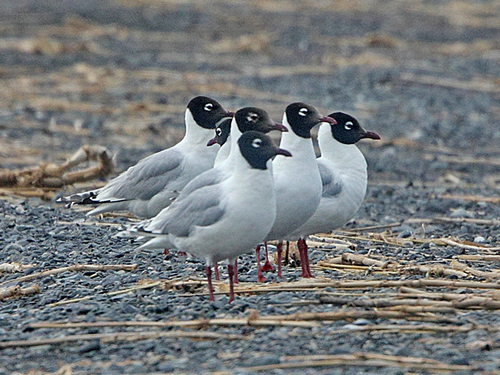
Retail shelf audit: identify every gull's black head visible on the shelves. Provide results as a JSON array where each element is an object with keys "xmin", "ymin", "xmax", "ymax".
[
  {"xmin": 187, "ymin": 96, "xmax": 233, "ymax": 129},
  {"xmin": 207, "ymin": 117, "xmax": 232, "ymax": 146},
  {"xmin": 328, "ymin": 112, "xmax": 381, "ymax": 144},
  {"xmin": 238, "ymin": 131, "xmax": 292, "ymax": 170},
  {"xmin": 285, "ymin": 102, "xmax": 336, "ymax": 138},
  {"xmin": 234, "ymin": 107, "xmax": 287, "ymax": 134}
]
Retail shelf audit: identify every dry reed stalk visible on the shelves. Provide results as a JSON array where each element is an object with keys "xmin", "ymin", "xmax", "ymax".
[
  {"xmin": 403, "ymin": 264, "xmax": 468, "ymax": 278},
  {"xmin": 56, "ymin": 220, "xmax": 125, "ymax": 228},
  {"xmin": 0, "ymin": 264, "xmax": 138, "ymax": 287},
  {"xmin": 398, "ymin": 286, "xmax": 500, "ymax": 301},
  {"xmin": 333, "ymin": 323, "xmax": 475, "ymax": 333},
  {"xmin": 49, "ymin": 280, "xmax": 162, "ymax": 307},
  {"xmin": 0, "ymin": 263, "xmax": 35, "ymax": 273},
  {"xmin": 272, "ymin": 310, "xmax": 459, "ymax": 324},
  {"xmin": 28, "ymin": 317, "xmax": 319, "ymax": 330},
  {"xmin": 246, "ymin": 351, "xmax": 474, "ymax": 372},
  {"xmin": 439, "ymin": 238, "xmax": 499, "ymax": 251},
  {"xmin": 450, "ymin": 260, "xmax": 500, "ymax": 279},
  {"xmin": 399, "ymin": 72, "xmax": 500, "ymax": 93},
  {"xmin": 312, "ymin": 279, "xmax": 500, "ymax": 290},
  {"xmin": 440, "ymin": 194, "xmax": 500, "ymax": 203},
  {"xmin": 341, "ymin": 253, "xmax": 396, "ymax": 268},
  {"xmin": 347, "ymin": 223, "xmax": 403, "ymax": 232},
  {"xmin": 0, "ymin": 284, "xmax": 40, "ymax": 301},
  {"xmin": 387, "ymin": 305, "xmax": 458, "ymax": 314},
  {"xmin": 407, "ymin": 216, "xmax": 500, "ymax": 226},
  {"xmin": 0, "ymin": 330, "xmax": 243, "ymax": 349},
  {"xmin": 0, "ymin": 145, "xmax": 114, "ymax": 192},
  {"xmin": 457, "ymin": 255, "xmax": 500, "ymax": 261},
  {"xmin": 318, "ymin": 296, "xmax": 451, "ymax": 308}
]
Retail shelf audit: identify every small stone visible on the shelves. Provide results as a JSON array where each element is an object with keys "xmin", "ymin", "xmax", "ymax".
[
  {"xmin": 245, "ymin": 355, "xmax": 280, "ymax": 367},
  {"xmin": 79, "ymin": 340, "xmax": 101, "ymax": 353},
  {"xmin": 465, "ymin": 340, "xmax": 493, "ymax": 351},
  {"xmin": 450, "ymin": 208, "xmax": 474, "ymax": 218},
  {"xmin": 474, "ymin": 236, "xmax": 486, "ymax": 243},
  {"xmin": 353, "ymin": 318, "xmax": 372, "ymax": 325},
  {"xmin": 397, "ymin": 230, "xmax": 413, "ymax": 239},
  {"xmin": 157, "ymin": 362, "xmax": 175, "ymax": 372},
  {"xmin": 342, "ymin": 324, "xmax": 363, "ymax": 331}
]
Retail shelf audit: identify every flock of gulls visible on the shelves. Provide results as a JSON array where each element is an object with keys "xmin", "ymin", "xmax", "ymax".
[{"xmin": 57, "ymin": 96, "xmax": 380, "ymax": 302}]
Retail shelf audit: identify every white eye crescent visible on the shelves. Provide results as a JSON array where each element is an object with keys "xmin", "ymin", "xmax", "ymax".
[
  {"xmin": 216, "ymin": 128, "xmax": 222, "ymax": 136},
  {"xmin": 252, "ymin": 139, "xmax": 262, "ymax": 148},
  {"xmin": 344, "ymin": 121, "xmax": 354, "ymax": 130},
  {"xmin": 247, "ymin": 112, "xmax": 259, "ymax": 122},
  {"xmin": 298, "ymin": 108, "xmax": 308, "ymax": 117},
  {"xmin": 204, "ymin": 103, "xmax": 214, "ymax": 111}
]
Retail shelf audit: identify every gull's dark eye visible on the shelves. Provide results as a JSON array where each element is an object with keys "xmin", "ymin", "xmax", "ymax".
[
  {"xmin": 252, "ymin": 138, "xmax": 262, "ymax": 148},
  {"xmin": 216, "ymin": 128, "xmax": 222, "ymax": 136},
  {"xmin": 344, "ymin": 121, "xmax": 353, "ymax": 130},
  {"xmin": 246, "ymin": 112, "xmax": 259, "ymax": 122},
  {"xmin": 204, "ymin": 103, "xmax": 214, "ymax": 111},
  {"xmin": 298, "ymin": 108, "xmax": 308, "ymax": 117}
]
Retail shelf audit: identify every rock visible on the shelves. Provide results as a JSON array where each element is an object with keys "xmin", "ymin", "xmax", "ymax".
[
  {"xmin": 79, "ymin": 340, "xmax": 101, "ymax": 353},
  {"xmin": 450, "ymin": 208, "xmax": 474, "ymax": 218},
  {"xmin": 244, "ymin": 355, "xmax": 280, "ymax": 367}
]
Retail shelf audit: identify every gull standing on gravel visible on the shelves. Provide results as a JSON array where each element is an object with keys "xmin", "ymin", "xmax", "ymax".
[
  {"xmin": 285, "ymin": 112, "xmax": 380, "ymax": 277},
  {"xmin": 57, "ymin": 96, "xmax": 233, "ymax": 218},
  {"xmin": 129, "ymin": 130, "xmax": 292, "ymax": 302},
  {"xmin": 206, "ymin": 109, "xmax": 287, "ymax": 281},
  {"xmin": 257, "ymin": 103, "xmax": 336, "ymax": 281}
]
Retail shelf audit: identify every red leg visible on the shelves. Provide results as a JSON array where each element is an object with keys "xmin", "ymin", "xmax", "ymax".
[
  {"xmin": 205, "ymin": 265, "xmax": 215, "ymax": 301},
  {"xmin": 261, "ymin": 241, "xmax": 274, "ymax": 271},
  {"xmin": 255, "ymin": 244, "xmax": 265, "ymax": 282},
  {"xmin": 277, "ymin": 241, "xmax": 283, "ymax": 278},
  {"xmin": 214, "ymin": 262, "xmax": 220, "ymax": 281},
  {"xmin": 178, "ymin": 251, "xmax": 187, "ymax": 256},
  {"xmin": 298, "ymin": 238, "xmax": 314, "ymax": 278},
  {"xmin": 284, "ymin": 241, "xmax": 289, "ymax": 265},
  {"xmin": 227, "ymin": 263, "xmax": 236, "ymax": 303},
  {"xmin": 163, "ymin": 249, "xmax": 170, "ymax": 256},
  {"xmin": 234, "ymin": 258, "xmax": 239, "ymax": 284}
]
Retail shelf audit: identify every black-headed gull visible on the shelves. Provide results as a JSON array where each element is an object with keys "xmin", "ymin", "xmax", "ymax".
[
  {"xmin": 212, "ymin": 107, "xmax": 288, "ymax": 166},
  {"xmin": 258, "ymin": 103, "xmax": 336, "ymax": 280},
  {"xmin": 130, "ymin": 129, "xmax": 292, "ymax": 302},
  {"xmin": 57, "ymin": 96, "xmax": 232, "ymax": 218},
  {"xmin": 285, "ymin": 112, "xmax": 380, "ymax": 276}
]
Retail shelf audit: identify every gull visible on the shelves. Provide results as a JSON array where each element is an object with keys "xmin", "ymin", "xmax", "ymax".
[
  {"xmin": 211, "ymin": 107, "xmax": 288, "ymax": 167},
  {"xmin": 57, "ymin": 96, "xmax": 232, "ymax": 218},
  {"xmin": 258, "ymin": 102, "xmax": 336, "ymax": 281},
  {"xmin": 285, "ymin": 112, "xmax": 380, "ymax": 277},
  {"xmin": 206, "ymin": 110, "xmax": 287, "ymax": 281},
  {"xmin": 129, "ymin": 129, "xmax": 292, "ymax": 302}
]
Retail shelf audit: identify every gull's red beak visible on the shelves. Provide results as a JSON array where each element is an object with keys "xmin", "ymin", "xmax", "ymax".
[
  {"xmin": 207, "ymin": 137, "xmax": 218, "ymax": 146},
  {"xmin": 276, "ymin": 148, "xmax": 292, "ymax": 157},
  {"xmin": 361, "ymin": 131, "xmax": 381, "ymax": 140},
  {"xmin": 273, "ymin": 122, "xmax": 288, "ymax": 132},
  {"xmin": 319, "ymin": 116, "xmax": 336, "ymax": 124}
]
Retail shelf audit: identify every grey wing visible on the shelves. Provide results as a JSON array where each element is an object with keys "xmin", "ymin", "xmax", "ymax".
[
  {"xmin": 177, "ymin": 167, "xmax": 227, "ymax": 197},
  {"xmin": 147, "ymin": 169, "xmax": 227, "ymax": 237},
  {"xmin": 317, "ymin": 161, "xmax": 342, "ymax": 198},
  {"xmin": 150, "ymin": 185, "xmax": 225, "ymax": 237},
  {"xmin": 98, "ymin": 149, "xmax": 184, "ymax": 201}
]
